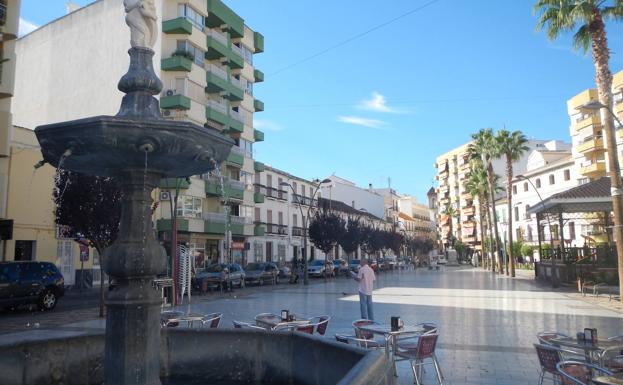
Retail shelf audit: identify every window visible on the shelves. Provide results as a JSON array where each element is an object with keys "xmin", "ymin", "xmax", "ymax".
[
  {"xmin": 564, "ymin": 169, "xmax": 571, "ymax": 181},
  {"xmin": 536, "ymin": 178, "xmax": 541, "ymax": 188},
  {"xmin": 244, "ymin": 80, "xmax": 253, "ymax": 96},
  {"xmin": 277, "ymin": 244, "xmax": 286, "ymax": 263},
  {"xmin": 254, "ymin": 207, "xmax": 260, "ymax": 222},
  {"xmin": 242, "ymin": 45, "xmax": 254, "ymax": 65},
  {"xmin": 15, "ymin": 241, "xmax": 35, "ymax": 261},
  {"xmin": 278, "ymin": 212, "xmax": 283, "ymax": 226},
  {"xmin": 569, "ymin": 221, "xmax": 576, "ymax": 240},
  {"xmin": 176, "ymin": 196, "xmax": 202, "ymax": 218},
  {"xmin": 254, "ymin": 241, "xmax": 263, "ymax": 262},
  {"xmin": 177, "ymin": 4, "xmax": 204, "ymax": 31},
  {"xmin": 514, "ymin": 206, "xmax": 519, "ymax": 222},
  {"xmin": 549, "ymin": 174, "xmax": 555, "ymax": 185},
  {"xmin": 527, "ymin": 225, "xmax": 533, "ymax": 242},
  {"xmin": 525, "ymin": 205, "xmax": 530, "ymax": 219},
  {"xmin": 176, "ymin": 40, "xmax": 205, "ymax": 67},
  {"xmin": 293, "ymin": 214, "xmax": 298, "ymax": 227},
  {"xmin": 512, "ymin": 185, "xmax": 517, "ymax": 195},
  {"xmin": 523, "ymin": 182, "xmax": 528, "ymax": 192},
  {"xmin": 239, "ymin": 138, "xmax": 253, "ymax": 158}
]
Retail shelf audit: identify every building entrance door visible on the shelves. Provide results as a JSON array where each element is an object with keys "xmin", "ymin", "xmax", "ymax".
[{"xmin": 266, "ymin": 241, "xmax": 273, "ymax": 262}]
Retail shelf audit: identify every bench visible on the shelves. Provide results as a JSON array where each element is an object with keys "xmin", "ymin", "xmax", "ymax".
[{"xmin": 582, "ymin": 282, "xmax": 620, "ymax": 301}]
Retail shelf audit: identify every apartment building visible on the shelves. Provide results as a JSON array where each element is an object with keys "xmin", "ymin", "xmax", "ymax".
[
  {"xmin": 567, "ymin": 70, "xmax": 623, "ymax": 182},
  {"xmin": 12, "ymin": 0, "xmax": 265, "ymax": 269},
  {"xmin": 0, "ymin": 0, "xmax": 19, "ymax": 260},
  {"xmin": 397, "ymin": 195, "xmax": 436, "ymax": 240},
  {"xmin": 320, "ymin": 176, "xmax": 385, "ymax": 219},
  {"xmin": 434, "ymin": 139, "xmax": 557, "ymax": 251},
  {"xmin": 252, "ymin": 166, "xmax": 323, "ymax": 264}
]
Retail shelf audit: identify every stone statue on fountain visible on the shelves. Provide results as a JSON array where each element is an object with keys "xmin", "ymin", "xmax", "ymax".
[{"xmin": 124, "ymin": 0, "xmax": 157, "ymax": 49}]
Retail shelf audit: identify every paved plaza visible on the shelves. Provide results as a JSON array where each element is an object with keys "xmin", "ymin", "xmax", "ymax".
[{"xmin": 3, "ymin": 266, "xmax": 623, "ymax": 384}]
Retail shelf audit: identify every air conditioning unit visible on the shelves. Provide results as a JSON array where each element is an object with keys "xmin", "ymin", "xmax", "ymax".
[
  {"xmin": 163, "ymin": 109, "xmax": 172, "ymax": 117},
  {"xmin": 159, "ymin": 191, "xmax": 171, "ymax": 201},
  {"xmin": 165, "ymin": 89, "xmax": 175, "ymax": 96}
]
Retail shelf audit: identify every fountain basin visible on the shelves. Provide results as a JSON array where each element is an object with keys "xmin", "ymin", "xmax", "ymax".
[
  {"xmin": 0, "ymin": 329, "xmax": 394, "ymax": 385},
  {"xmin": 35, "ymin": 115, "xmax": 234, "ymax": 177}
]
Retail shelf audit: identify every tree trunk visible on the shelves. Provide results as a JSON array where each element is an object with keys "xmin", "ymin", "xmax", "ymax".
[
  {"xmin": 487, "ymin": 162, "xmax": 502, "ymax": 273},
  {"xmin": 95, "ymin": 243, "xmax": 105, "ymax": 318},
  {"xmin": 506, "ymin": 154, "xmax": 515, "ymax": 277},
  {"xmin": 483, "ymin": 194, "xmax": 495, "ymax": 271},
  {"xmin": 591, "ymin": 14, "xmax": 623, "ymax": 305},
  {"xmin": 478, "ymin": 195, "xmax": 487, "ymax": 269}
]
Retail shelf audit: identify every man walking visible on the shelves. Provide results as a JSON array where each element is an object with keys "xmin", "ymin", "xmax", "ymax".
[{"xmin": 354, "ymin": 258, "xmax": 376, "ymax": 320}]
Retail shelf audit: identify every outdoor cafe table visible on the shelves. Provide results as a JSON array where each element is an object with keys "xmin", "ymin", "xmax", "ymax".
[
  {"xmin": 551, "ymin": 337, "xmax": 623, "ymax": 365},
  {"xmin": 357, "ymin": 324, "xmax": 426, "ymax": 376},
  {"xmin": 254, "ymin": 313, "xmax": 310, "ymax": 331},
  {"xmin": 161, "ymin": 311, "xmax": 204, "ymax": 328},
  {"xmin": 593, "ymin": 374, "xmax": 623, "ymax": 385}
]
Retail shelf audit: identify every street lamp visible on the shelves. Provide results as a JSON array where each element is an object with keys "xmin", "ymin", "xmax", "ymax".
[
  {"xmin": 516, "ymin": 175, "xmax": 556, "ymax": 287},
  {"xmin": 280, "ymin": 178, "xmax": 331, "ymax": 285},
  {"xmin": 578, "ymin": 100, "xmax": 623, "ymax": 297}
]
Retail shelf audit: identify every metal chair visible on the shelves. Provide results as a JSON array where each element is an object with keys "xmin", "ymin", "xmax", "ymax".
[
  {"xmin": 537, "ymin": 331, "xmax": 586, "ymax": 361},
  {"xmin": 232, "ymin": 320, "xmax": 266, "ymax": 330},
  {"xmin": 416, "ymin": 322, "xmax": 438, "ymax": 335},
  {"xmin": 556, "ymin": 360, "xmax": 613, "ymax": 385},
  {"xmin": 308, "ymin": 315, "xmax": 331, "ymax": 336},
  {"xmin": 352, "ymin": 319, "xmax": 384, "ymax": 348},
  {"xmin": 295, "ymin": 324, "xmax": 314, "ymax": 334},
  {"xmin": 200, "ymin": 312, "xmax": 223, "ymax": 328},
  {"xmin": 394, "ymin": 333, "xmax": 443, "ymax": 385},
  {"xmin": 534, "ymin": 343, "xmax": 564, "ymax": 385},
  {"xmin": 334, "ymin": 334, "xmax": 384, "ymax": 349},
  {"xmin": 160, "ymin": 310, "xmax": 184, "ymax": 328}
]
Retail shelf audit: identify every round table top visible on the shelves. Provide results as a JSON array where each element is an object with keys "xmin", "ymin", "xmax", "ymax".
[{"xmin": 593, "ymin": 375, "xmax": 623, "ymax": 385}]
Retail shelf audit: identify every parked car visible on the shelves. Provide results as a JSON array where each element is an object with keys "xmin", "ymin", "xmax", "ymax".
[
  {"xmin": 227, "ymin": 263, "xmax": 246, "ymax": 288},
  {"xmin": 278, "ymin": 265, "xmax": 291, "ymax": 279},
  {"xmin": 385, "ymin": 256, "xmax": 398, "ymax": 269},
  {"xmin": 333, "ymin": 259, "xmax": 349, "ymax": 276},
  {"xmin": 349, "ymin": 259, "xmax": 361, "ymax": 273},
  {"xmin": 194, "ymin": 263, "xmax": 235, "ymax": 292},
  {"xmin": 0, "ymin": 261, "xmax": 65, "ymax": 311},
  {"xmin": 244, "ymin": 262, "xmax": 279, "ymax": 285},
  {"xmin": 437, "ymin": 255, "xmax": 447, "ymax": 265},
  {"xmin": 307, "ymin": 260, "xmax": 330, "ymax": 277}
]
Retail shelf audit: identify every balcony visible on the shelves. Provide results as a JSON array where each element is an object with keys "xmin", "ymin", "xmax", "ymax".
[
  {"xmin": 157, "ymin": 218, "xmax": 189, "ymax": 232},
  {"xmin": 159, "ymin": 178, "xmax": 190, "ymax": 189},
  {"xmin": 265, "ymin": 223, "xmax": 287, "ymax": 235},
  {"xmin": 254, "ymin": 161, "xmax": 265, "ymax": 172},
  {"xmin": 227, "ymin": 85, "xmax": 244, "ymax": 102},
  {"xmin": 206, "ymin": 0, "xmax": 244, "ymax": 38},
  {"xmin": 254, "ymin": 192, "xmax": 265, "ymax": 203},
  {"xmin": 254, "ymin": 223, "xmax": 265, "ymax": 236},
  {"xmin": 227, "ymin": 51, "xmax": 244, "ymax": 70},
  {"xmin": 254, "ymin": 129, "xmax": 265, "ymax": 142},
  {"xmin": 160, "ymin": 94, "xmax": 191, "ymax": 110},
  {"xmin": 206, "ymin": 35, "xmax": 229, "ymax": 60},
  {"xmin": 579, "ymin": 160, "xmax": 606, "ymax": 177},
  {"xmin": 573, "ymin": 115, "xmax": 601, "ymax": 131},
  {"xmin": 577, "ymin": 136, "xmax": 604, "ymax": 154},
  {"xmin": 230, "ymin": 76, "xmax": 244, "ymax": 91},
  {"xmin": 293, "ymin": 194, "xmax": 317, "ymax": 207},
  {"xmin": 438, "ymin": 170, "xmax": 449, "ymax": 180},
  {"xmin": 162, "ymin": 17, "xmax": 192, "ymax": 35},
  {"xmin": 161, "ymin": 56, "xmax": 192, "ymax": 72},
  {"xmin": 226, "ymin": 152, "xmax": 244, "ymax": 167},
  {"xmin": 254, "ymin": 69, "xmax": 264, "ymax": 83},
  {"xmin": 204, "ymin": 212, "xmax": 227, "ymax": 234},
  {"xmin": 569, "ymin": 89, "xmax": 598, "ymax": 111},
  {"xmin": 206, "ymin": 75, "xmax": 229, "ymax": 95},
  {"xmin": 614, "ymin": 71, "xmax": 623, "ymax": 91},
  {"xmin": 204, "ymin": 176, "xmax": 244, "ymax": 200},
  {"xmin": 292, "ymin": 226, "xmax": 305, "ymax": 237},
  {"xmin": 231, "ymin": 44, "xmax": 244, "ymax": 59},
  {"xmin": 206, "ymin": 101, "xmax": 229, "ymax": 126},
  {"xmin": 254, "ymin": 99, "xmax": 265, "ymax": 112},
  {"xmin": 254, "ymin": 32, "xmax": 264, "ymax": 53},
  {"xmin": 257, "ymin": 185, "xmax": 287, "ymax": 201},
  {"xmin": 462, "ymin": 206, "xmax": 475, "ymax": 216},
  {"xmin": 228, "ymin": 110, "xmax": 244, "ymax": 133}
]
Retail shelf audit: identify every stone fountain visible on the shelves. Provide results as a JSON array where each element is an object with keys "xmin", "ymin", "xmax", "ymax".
[{"xmin": 0, "ymin": 3, "xmax": 393, "ymax": 385}]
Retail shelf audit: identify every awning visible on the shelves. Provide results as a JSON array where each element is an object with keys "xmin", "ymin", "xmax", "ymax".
[
  {"xmin": 461, "ymin": 223, "xmax": 475, "ymax": 237},
  {"xmin": 527, "ymin": 177, "xmax": 613, "ymax": 215}
]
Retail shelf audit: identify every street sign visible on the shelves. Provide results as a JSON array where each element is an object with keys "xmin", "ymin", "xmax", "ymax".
[{"xmin": 79, "ymin": 243, "xmax": 89, "ymax": 262}]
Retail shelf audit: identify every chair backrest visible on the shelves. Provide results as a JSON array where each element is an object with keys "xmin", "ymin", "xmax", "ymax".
[
  {"xmin": 414, "ymin": 333, "xmax": 439, "ymax": 359},
  {"xmin": 335, "ymin": 334, "xmax": 379, "ymax": 349},
  {"xmin": 204, "ymin": 312, "xmax": 223, "ymax": 328},
  {"xmin": 556, "ymin": 360, "xmax": 613, "ymax": 385},
  {"xmin": 295, "ymin": 324, "xmax": 314, "ymax": 335},
  {"xmin": 608, "ymin": 335, "xmax": 623, "ymax": 342},
  {"xmin": 161, "ymin": 311, "xmax": 183, "ymax": 328},
  {"xmin": 232, "ymin": 320, "xmax": 265, "ymax": 330},
  {"xmin": 335, "ymin": 334, "xmax": 350, "ymax": 344},
  {"xmin": 416, "ymin": 322, "xmax": 438, "ymax": 335},
  {"xmin": 534, "ymin": 343, "xmax": 563, "ymax": 374},
  {"xmin": 315, "ymin": 316, "xmax": 330, "ymax": 336},
  {"xmin": 352, "ymin": 319, "xmax": 378, "ymax": 340},
  {"xmin": 537, "ymin": 331, "xmax": 569, "ymax": 345}
]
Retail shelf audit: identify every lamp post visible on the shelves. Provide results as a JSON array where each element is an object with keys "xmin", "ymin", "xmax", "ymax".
[
  {"xmin": 517, "ymin": 175, "xmax": 556, "ymax": 287},
  {"xmin": 578, "ymin": 100, "xmax": 623, "ymax": 298},
  {"xmin": 280, "ymin": 178, "xmax": 331, "ymax": 285}
]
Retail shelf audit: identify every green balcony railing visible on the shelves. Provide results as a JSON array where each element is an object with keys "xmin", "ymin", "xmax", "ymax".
[
  {"xmin": 230, "ymin": 223, "xmax": 244, "ymax": 236},
  {"xmin": 160, "ymin": 94, "xmax": 191, "ymax": 110},
  {"xmin": 254, "ymin": 99, "xmax": 264, "ymax": 112},
  {"xmin": 254, "ymin": 129, "xmax": 264, "ymax": 142},
  {"xmin": 159, "ymin": 178, "xmax": 190, "ymax": 189},
  {"xmin": 226, "ymin": 152, "xmax": 244, "ymax": 167},
  {"xmin": 206, "ymin": 72, "xmax": 229, "ymax": 93},
  {"xmin": 254, "ymin": 69, "xmax": 264, "ymax": 83},
  {"xmin": 254, "ymin": 192, "xmax": 265, "ymax": 204},
  {"xmin": 254, "ymin": 223, "xmax": 265, "ymax": 236},
  {"xmin": 227, "ymin": 52, "xmax": 244, "ymax": 70},
  {"xmin": 206, "ymin": 105, "xmax": 230, "ymax": 126},
  {"xmin": 157, "ymin": 218, "xmax": 189, "ymax": 232},
  {"xmin": 227, "ymin": 86, "xmax": 244, "ymax": 102},
  {"xmin": 254, "ymin": 31, "xmax": 264, "ymax": 54},
  {"xmin": 206, "ymin": 0, "xmax": 244, "ymax": 38},
  {"xmin": 206, "ymin": 36, "xmax": 229, "ymax": 60},
  {"xmin": 254, "ymin": 161, "xmax": 265, "ymax": 172},
  {"xmin": 204, "ymin": 220, "xmax": 226, "ymax": 234},
  {"xmin": 162, "ymin": 17, "xmax": 192, "ymax": 35},
  {"xmin": 227, "ymin": 118, "xmax": 243, "ymax": 133},
  {"xmin": 161, "ymin": 56, "xmax": 192, "ymax": 72}
]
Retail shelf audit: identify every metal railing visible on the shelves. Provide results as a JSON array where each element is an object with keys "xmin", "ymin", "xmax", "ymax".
[
  {"xmin": 207, "ymin": 64, "xmax": 227, "ymax": 80},
  {"xmin": 230, "ymin": 76, "xmax": 244, "ymax": 90},
  {"xmin": 231, "ymin": 43, "xmax": 243, "ymax": 58},
  {"xmin": 230, "ymin": 215, "xmax": 251, "ymax": 225},
  {"xmin": 229, "ymin": 109, "xmax": 244, "ymax": 122},
  {"xmin": 208, "ymin": 29, "xmax": 228, "ymax": 46},
  {"xmin": 203, "ymin": 212, "xmax": 227, "ymax": 223},
  {"xmin": 207, "ymin": 99, "xmax": 228, "ymax": 114}
]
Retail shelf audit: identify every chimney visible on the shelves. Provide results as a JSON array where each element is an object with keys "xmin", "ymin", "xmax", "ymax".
[{"xmin": 368, "ymin": 183, "xmax": 372, "ymax": 191}]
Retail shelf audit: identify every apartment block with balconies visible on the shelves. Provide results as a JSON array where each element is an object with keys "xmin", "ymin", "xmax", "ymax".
[{"xmin": 567, "ymin": 70, "xmax": 623, "ymax": 183}]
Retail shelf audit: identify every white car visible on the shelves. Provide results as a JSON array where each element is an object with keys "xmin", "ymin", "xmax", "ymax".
[
  {"xmin": 307, "ymin": 260, "xmax": 327, "ymax": 277},
  {"xmin": 437, "ymin": 255, "xmax": 447, "ymax": 265}
]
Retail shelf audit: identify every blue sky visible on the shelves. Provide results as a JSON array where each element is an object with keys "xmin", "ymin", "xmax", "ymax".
[{"xmin": 18, "ymin": 0, "xmax": 623, "ymax": 202}]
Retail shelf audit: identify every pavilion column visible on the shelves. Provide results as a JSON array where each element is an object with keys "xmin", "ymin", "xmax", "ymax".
[
  {"xmin": 604, "ymin": 211, "xmax": 612, "ymax": 245},
  {"xmin": 558, "ymin": 210, "xmax": 565, "ymax": 260}
]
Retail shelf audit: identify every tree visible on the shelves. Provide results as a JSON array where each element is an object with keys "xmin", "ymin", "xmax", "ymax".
[
  {"xmin": 309, "ymin": 211, "xmax": 345, "ymax": 258},
  {"xmin": 535, "ymin": 0, "xmax": 623, "ymax": 300},
  {"xmin": 385, "ymin": 230, "xmax": 405, "ymax": 256},
  {"xmin": 464, "ymin": 163, "xmax": 489, "ymax": 269},
  {"xmin": 468, "ymin": 132, "xmax": 503, "ymax": 273},
  {"xmin": 339, "ymin": 217, "xmax": 364, "ymax": 262},
  {"xmin": 53, "ymin": 170, "xmax": 122, "ymax": 318},
  {"xmin": 495, "ymin": 130, "xmax": 529, "ymax": 277},
  {"xmin": 442, "ymin": 205, "xmax": 457, "ymax": 248},
  {"xmin": 361, "ymin": 225, "xmax": 385, "ymax": 260}
]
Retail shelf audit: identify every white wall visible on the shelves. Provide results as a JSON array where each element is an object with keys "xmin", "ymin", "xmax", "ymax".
[
  {"xmin": 322, "ymin": 176, "xmax": 385, "ymax": 219},
  {"xmin": 13, "ymin": 0, "xmax": 163, "ymax": 129}
]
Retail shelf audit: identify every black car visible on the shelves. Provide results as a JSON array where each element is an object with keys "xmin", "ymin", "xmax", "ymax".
[
  {"xmin": 0, "ymin": 261, "xmax": 65, "ymax": 311},
  {"xmin": 194, "ymin": 263, "xmax": 245, "ymax": 292}
]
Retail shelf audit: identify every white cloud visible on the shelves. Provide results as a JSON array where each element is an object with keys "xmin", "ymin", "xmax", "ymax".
[
  {"xmin": 338, "ymin": 115, "xmax": 388, "ymax": 129},
  {"xmin": 359, "ymin": 91, "xmax": 397, "ymax": 113},
  {"xmin": 18, "ymin": 17, "xmax": 39, "ymax": 37},
  {"xmin": 254, "ymin": 119, "xmax": 284, "ymax": 131}
]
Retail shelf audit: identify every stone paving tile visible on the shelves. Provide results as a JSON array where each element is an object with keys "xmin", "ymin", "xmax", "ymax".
[{"xmin": 3, "ymin": 266, "xmax": 623, "ymax": 384}]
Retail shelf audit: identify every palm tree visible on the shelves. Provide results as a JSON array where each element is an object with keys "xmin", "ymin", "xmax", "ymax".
[
  {"xmin": 464, "ymin": 164, "xmax": 490, "ymax": 269},
  {"xmin": 495, "ymin": 130, "xmax": 529, "ymax": 278},
  {"xmin": 535, "ymin": 0, "xmax": 623, "ymax": 301},
  {"xmin": 468, "ymin": 129, "xmax": 503, "ymax": 273},
  {"xmin": 442, "ymin": 205, "xmax": 457, "ymax": 248}
]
